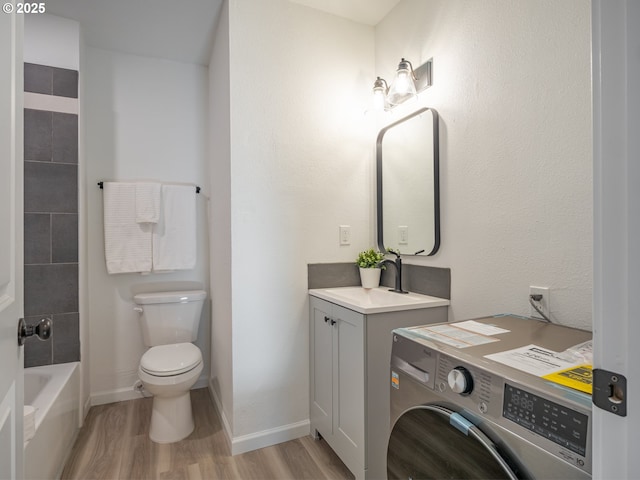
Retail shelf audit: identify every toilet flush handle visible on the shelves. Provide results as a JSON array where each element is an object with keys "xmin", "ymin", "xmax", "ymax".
[{"xmin": 133, "ymin": 307, "xmax": 143, "ymax": 313}]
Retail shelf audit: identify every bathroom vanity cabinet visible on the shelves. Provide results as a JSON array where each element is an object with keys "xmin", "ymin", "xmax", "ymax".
[{"xmin": 308, "ymin": 290, "xmax": 449, "ymax": 480}]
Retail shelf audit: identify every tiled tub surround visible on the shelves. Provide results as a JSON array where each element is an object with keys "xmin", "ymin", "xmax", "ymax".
[
  {"xmin": 307, "ymin": 262, "xmax": 451, "ymax": 300},
  {"xmin": 23, "ymin": 63, "xmax": 79, "ymax": 367},
  {"xmin": 24, "ymin": 62, "xmax": 79, "ymax": 98}
]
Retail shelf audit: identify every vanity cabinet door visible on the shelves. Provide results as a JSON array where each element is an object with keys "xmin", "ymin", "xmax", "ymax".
[
  {"xmin": 310, "ymin": 299, "xmax": 333, "ymax": 436},
  {"xmin": 332, "ymin": 304, "xmax": 365, "ymax": 473},
  {"xmin": 309, "ymin": 298, "xmax": 366, "ymax": 479}
]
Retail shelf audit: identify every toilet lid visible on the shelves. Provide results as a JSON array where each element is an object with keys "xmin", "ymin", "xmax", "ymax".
[{"xmin": 140, "ymin": 343, "xmax": 202, "ymax": 376}]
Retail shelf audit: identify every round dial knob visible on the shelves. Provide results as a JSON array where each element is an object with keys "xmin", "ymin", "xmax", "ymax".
[{"xmin": 447, "ymin": 367, "xmax": 474, "ymax": 395}]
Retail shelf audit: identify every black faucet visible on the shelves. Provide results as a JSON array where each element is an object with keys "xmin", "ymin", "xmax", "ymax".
[{"xmin": 378, "ymin": 251, "xmax": 408, "ymax": 294}]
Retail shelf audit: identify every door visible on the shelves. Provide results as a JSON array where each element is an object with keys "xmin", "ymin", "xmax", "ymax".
[
  {"xmin": 592, "ymin": 1, "xmax": 640, "ymax": 478},
  {"xmin": 310, "ymin": 298, "xmax": 333, "ymax": 436},
  {"xmin": 387, "ymin": 406, "xmax": 518, "ymax": 480},
  {"xmin": 332, "ymin": 304, "xmax": 364, "ymax": 470},
  {"xmin": 0, "ymin": 4, "xmax": 24, "ymax": 479}
]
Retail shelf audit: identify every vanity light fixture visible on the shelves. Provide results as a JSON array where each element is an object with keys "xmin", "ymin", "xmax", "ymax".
[
  {"xmin": 373, "ymin": 77, "xmax": 389, "ymax": 111},
  {"xmin": 373, "ymin": 57, "xmax": 433, "ymax": 110}
]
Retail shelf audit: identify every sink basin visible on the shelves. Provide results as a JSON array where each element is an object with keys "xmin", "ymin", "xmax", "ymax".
[{"xmin": 309, "ymin": 287, "xmax": 449, "ymax": 314}]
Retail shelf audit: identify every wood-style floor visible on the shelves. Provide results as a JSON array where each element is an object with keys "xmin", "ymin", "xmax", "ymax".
[{"xmin": 61, "ymin": 388, "xmax": 354, "ymax": 480}]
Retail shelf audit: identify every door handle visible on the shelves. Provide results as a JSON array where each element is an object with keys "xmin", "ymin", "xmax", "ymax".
[{"xmin": 17, "ymin": 317, "xmax": 52, "ymax": 346}]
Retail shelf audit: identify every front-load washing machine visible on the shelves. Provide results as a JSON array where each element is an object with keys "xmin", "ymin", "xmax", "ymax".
[{"xmin": 387, "ymin": 315, "xmax": 592, "ymax": 479}]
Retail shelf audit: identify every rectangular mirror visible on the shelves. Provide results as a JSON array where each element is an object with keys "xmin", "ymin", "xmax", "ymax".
[{"xmin": 376, "ymin": 107, "xmax": 440, "ymax": 256}]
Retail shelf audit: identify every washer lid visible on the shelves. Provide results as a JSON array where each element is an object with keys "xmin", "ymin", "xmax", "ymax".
[{"xmin": 140, "ymin": 343, "xmax": 202, "ymax": 376}]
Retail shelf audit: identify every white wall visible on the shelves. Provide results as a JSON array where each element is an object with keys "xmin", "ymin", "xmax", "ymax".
[
  {"xmin": 24, "ymin": 14, "xmax": 79, "ymax": 70},
  {"xmin": 208, "ymin": 0, "xmax": 234, "ymax": 435},
  {"xmin": 210, "ymin": 0, "xmax": 375, "ymax": 450},
  {"xmin": 84, "ymin": 47, "xmax": 210, "ymax": 403},
  {"xmin": 376, "ymin": 0, "xmax": 593, "ymax": 330}
]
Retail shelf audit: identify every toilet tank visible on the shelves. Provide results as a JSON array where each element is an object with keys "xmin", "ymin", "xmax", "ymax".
[{"xmin": 133, "ymin": 290, "xmax": 207, "ymax": 347}]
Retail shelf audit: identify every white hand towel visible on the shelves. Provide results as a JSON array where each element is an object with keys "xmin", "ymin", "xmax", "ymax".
[
  {"xmin": 135, "ymin": 182, "xmax": 162, "ymax": 224},
  {"xmin": 103, "ymin": 182, "xmax": 153, "ymax": 274},
  {"xmin": 152, "ymin": 184, "xmax": 197, "ymax": 271}
]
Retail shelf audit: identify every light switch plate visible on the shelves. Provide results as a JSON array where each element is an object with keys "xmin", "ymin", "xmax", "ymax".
[
  {"xmin": 339, "ymin": 225, "xmax": 351, "ymax": 245},
  {"xmin": 398, "ymin": 226, "xmax": 409, "ymax": 245}
]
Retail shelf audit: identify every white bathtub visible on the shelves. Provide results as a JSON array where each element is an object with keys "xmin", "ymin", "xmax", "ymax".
[{"xmin": 24, "ymin": 362, "xmax": 80, "ymax": 480}]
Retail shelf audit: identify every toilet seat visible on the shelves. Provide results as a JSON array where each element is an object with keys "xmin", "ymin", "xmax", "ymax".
[{"xmin": 140, "ymin": 343, "xmax": 202, "ymax": 376}]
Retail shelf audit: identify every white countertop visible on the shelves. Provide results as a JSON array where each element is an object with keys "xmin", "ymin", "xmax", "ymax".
[{"xmin": 309, "ymin": 286, "xmax": 450, "ymax": 314}]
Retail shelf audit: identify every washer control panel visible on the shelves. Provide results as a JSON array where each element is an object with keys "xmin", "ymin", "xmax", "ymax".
[
  {"xmin": 503, "ymin": 383, "xmax": 589, "ymax": 458},
  {"xmin": 447, "ymin": 367, "xmax": 474, "ymax": 395},
  {"xmin": 391, "ymin": 334, "xmax": 592, "ymax": 475},
  {"xmin": 436, "ymin": 354, "xmax": 495, "ymax": 408}
]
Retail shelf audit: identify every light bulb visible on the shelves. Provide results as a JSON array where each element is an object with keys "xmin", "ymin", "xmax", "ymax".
[
  {"xmin": 372, "ymin": 77, "xmax": 388, "ymax": 111},
  {"xmin": 387, "ymin": 58, "xmax": 417, "ymax": 106},
  {"xmin": 394, "ymin": 70, "xmax": 411, "ymax": 95}
]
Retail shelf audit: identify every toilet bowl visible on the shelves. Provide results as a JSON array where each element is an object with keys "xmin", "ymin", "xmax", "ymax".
[
  {"xmin": 133, "ymin": 290, "xmax": 207, "ymax": 444},
  {"xmin": 138, "ymin": 343, "xmax": 204, "ymax": 443}
]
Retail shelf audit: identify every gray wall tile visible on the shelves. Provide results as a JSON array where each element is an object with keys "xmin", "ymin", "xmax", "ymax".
[
  {"xmin": 405, "ymin": 265, "xmax": 451, "ymax": 299},
  {"xmin": 52, "ymin": 67, "xmax": 78, "ymax": 98},
  {"xmin": 23, "ymin": 88, "xmax": 79, "ymax": 368},
  {"xmin": 52, "ymin": 313, "xmax": 80, "ymax": 363},
  {"xmin": 381, "ymin": 264, "xmax": 451, "ymax": 299},
  {"xmin": 24, "ymin": 63, "xmax": 52, "ymax": 95},
  {"xmin": 24, "ymin": 109, "xmax": 52, "ymax": 161},
  {"xmin": 52, "ymin": 214, "xmax": 78, "ymax": 263},
  {"xmin": 24, "ymin": 214, "xmax": 50, "ymax": 264},
  {"xmin": 24, "ymin": 161, "xmax": 77, "ymax": 213},
  {"xmin": 52, "ymin": 113, "xmax": 78, "ymax": 164},
  {"xmin": 24, "ymin": 315, "xmax": 53, "ymax": 367},
  {"xmin": 307, "ymin": 263, "xmax": 360, "ymax": 289},
  {"xmin": 24, "ymin": 264, "xmax": 78, "ymax": 316},
  {"xmin": 308, "ymin": 262, "xmax": 451, "ymax": 299}
]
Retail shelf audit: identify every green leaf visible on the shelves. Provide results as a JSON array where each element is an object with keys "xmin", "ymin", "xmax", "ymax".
[{"xmin": 356, "ymin": 248, "xmax": 386, "ymax": 269}]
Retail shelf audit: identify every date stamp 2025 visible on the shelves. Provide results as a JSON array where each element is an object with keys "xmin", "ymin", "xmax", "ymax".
[{"xmin": 3, "ymin": 2, "xmax": 46, "ymax": 14}]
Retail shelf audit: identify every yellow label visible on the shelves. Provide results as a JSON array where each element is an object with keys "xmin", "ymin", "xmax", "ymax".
[
  {"xmin": 391, "ymin": 371, "xmax": 400, "ymax": 389},
  {"xmin": 543, "ymin": 364, "xmax": 592, "ymax": 394}
]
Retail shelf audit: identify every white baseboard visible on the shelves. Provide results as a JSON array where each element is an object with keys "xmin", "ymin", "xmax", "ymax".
[
  {"xmin": 207, "ymin": 379, "xmax": 310, "ymax": 456},
  {"xmin": 90, "ymin": 375, "xmax": 210, "ymax": 407},
  {"xmin": 208, "ymin": 380, "xmax": 233, "ymax": 452},
  {"xmin": 230, "ymin": 418, "xmax": 310, "ymax": 456},
  {"xmin": 90, "ymin": 385, "xmax": 141, "ymax": 406},
  {"xmin": 82, "ymin": 395, "xmax": 91, "ymax": 423}
]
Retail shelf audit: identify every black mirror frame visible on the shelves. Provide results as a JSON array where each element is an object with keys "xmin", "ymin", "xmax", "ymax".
[{"xmin": 376, "ymin": 107, "xmax": 440, "ymax": 256}]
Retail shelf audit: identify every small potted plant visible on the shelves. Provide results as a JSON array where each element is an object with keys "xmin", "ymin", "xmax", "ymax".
[{"xmin": 356, "ymin": 248, "xmax": 385, "ymax": 289}]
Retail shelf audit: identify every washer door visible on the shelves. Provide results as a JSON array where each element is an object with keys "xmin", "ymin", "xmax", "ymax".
[{"xmin": 387, "ymin": 405, "xmax": 520, "ymax": 480}]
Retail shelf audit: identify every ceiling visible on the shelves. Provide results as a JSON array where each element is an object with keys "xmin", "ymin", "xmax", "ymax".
[
  {"xmin": 45, "ymin": 0, "xmax": 399, "ymax": 66},
  {"xmin": 45, "ymin": 0, "xmax": 223, "ymax": 65},
  {"xmin": 289, "ymin": 0, "xmax": 400, "ymax": 26}
]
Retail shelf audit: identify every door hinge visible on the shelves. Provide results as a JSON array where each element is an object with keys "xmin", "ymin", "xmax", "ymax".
[{"xmin": 592, "ymin": 369, "xmax": 627, "ymax": 417}]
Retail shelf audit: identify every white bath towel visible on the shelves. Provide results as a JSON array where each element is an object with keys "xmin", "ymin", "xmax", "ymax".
[
  {"xmin": 152, "ymin": 184, "xmax": 196, "ymax": 271},
  {"xmin": 103, "ymin": 182, "xmax": 153, "ymax": 274},
  {"xmin": 135, "ymin": 182, "xmax": 161, "ymax": 224}
]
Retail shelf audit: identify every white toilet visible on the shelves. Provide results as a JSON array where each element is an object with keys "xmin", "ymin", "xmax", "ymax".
[{"xmin": 133, "ymin": 289, "xmax": 206, "ymax": 444}]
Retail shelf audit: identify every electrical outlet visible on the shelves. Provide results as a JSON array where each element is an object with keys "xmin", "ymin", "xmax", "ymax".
[
  {"xmin": 339, "ymin": 225, "xmax": 351, "ymax": 245},
  {"xmin": 529, "ymin": 286, "xmax": 550, "ymax": 319}
]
